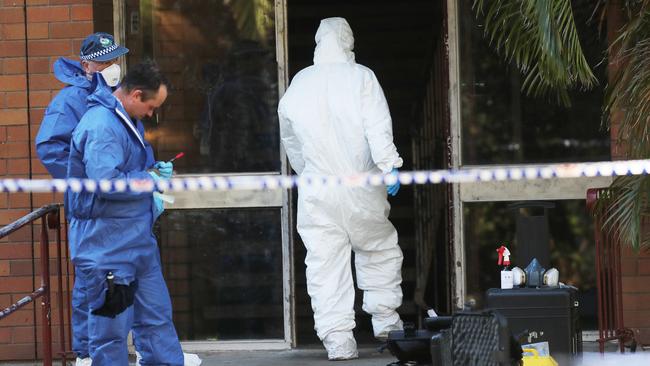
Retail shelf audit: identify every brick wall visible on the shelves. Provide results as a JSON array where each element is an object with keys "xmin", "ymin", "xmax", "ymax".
[
  {"xmin": 621, "ymin": 242, "xmax": 650, "ymax": 344},
  {"xmin": 605, "ymin": 0, "xmax": 650, "ymax": 346},
  {"xmin": 0, "ymin": 0, "xmax": 91, "ymax": 361}
]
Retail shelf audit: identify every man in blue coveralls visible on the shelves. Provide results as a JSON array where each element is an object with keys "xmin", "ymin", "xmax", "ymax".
[
  {"xmin": 36, "ymin": 32, "xmax": 131, "ymax": 180},
  {"xmin": 35, "ymin": 33, "xmax": 180, "ymax": 366},
  {"xmin": 66, "ymin": 60, "xmax": 183, "ymax": 365}
]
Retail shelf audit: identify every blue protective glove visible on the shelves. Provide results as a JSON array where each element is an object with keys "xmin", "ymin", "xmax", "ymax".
[
  {"xmin": 154, "ymin": 161, "xmax": 173, "ymax": 179},
  {"xmin": 148, "ymin": 170, "xmax": 161, "ymax": 182},
  {"xmin": 153, "ymin": 192, "xmax": 165, "ymax": 220},
  {"xmin": 148, "ymin": 172, "xmax": 165, "ymax": 219},
  {"xmin": 386, "ymin": 168, "xmax": 400, "ymax": 196}
]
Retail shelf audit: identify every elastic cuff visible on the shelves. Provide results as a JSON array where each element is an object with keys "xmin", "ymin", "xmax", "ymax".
[{"xmin": 378, "ymin": 157, "xmax": 403, "ymax": 174}]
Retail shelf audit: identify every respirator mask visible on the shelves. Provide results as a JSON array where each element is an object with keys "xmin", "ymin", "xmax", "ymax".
[
  {"xmin": 99, "ymin": 63, "xmax": 122, "ymax": 87},
  {"xmin": 511, "ymin": 258, "xmax": 560, "ymax": 288}
]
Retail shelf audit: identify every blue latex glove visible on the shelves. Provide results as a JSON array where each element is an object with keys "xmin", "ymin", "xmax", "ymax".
[
  {"xmin": 386, "ymin": 168, "xmax": 400, "ymax": 196},
  {"xmin": 148, "ymin": 170, "xmax": 161, "ymax": 182},
  {"xmin": 148, "ymin": 171, "xmax": 163, "ymax": 194},
  {"xmin": 153, "ymin": 192, "xmax": 165, "ymax": 220},
  {"xmin": 154, "ymin": 161, "xmax": 173, "ymax": 179}
]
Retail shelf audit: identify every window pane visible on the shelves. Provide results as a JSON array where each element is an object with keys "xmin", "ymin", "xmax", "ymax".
[
  {"xmin": 156, "ymin": 208, "xmax": 284, "ymax": 340},
  {"xmin": 125, "ymin": 0, "xmax": 281, "ymax": 174},
  {"xmin": 464, "ymin": 200, "xmax": 597, "ymax": 330},
  {"xmin": 458, "ymin": 0, "xmax": 610, "ymax": 164}
]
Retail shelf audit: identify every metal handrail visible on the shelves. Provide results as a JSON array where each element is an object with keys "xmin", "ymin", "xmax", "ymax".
[
  {"xmin": 0, "ymin": 204, "xmax": 73, "ymax": 365},
  {"xmin": 0, "ymin": 204, "xmax": 59, "ymax": 237},
  {"xmin": 587, "ymin": 188, "xmax": 637, "ymax": 353}
]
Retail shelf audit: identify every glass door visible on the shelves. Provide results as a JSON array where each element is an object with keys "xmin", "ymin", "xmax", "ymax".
[{"xmin": 117, "ymin": 0, "xmax": 292, "ymax": 350}]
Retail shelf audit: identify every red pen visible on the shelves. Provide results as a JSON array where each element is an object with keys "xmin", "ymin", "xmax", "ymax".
[{"xmin": 169, "ymin": 152, "xmax": 184, "ymax": 162}]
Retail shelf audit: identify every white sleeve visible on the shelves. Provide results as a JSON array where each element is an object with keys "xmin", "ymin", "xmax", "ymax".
[
  {"xmin": 278, "ymin": 101, "xmax": 306, "ymax": 175},
  {"xmin": 361, "ymin": 70, "xmax": 403, "ymax": 173}
]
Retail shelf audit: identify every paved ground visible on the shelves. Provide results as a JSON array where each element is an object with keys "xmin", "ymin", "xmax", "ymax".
[
  {"xmin": 1, "ymin": 343, "xmax": 649, "ymax": 365},
  {"xmin": 0, "ymin": 346, "xmax": 397, "ymax": 366},
  {"xmin": 194, "ymin": 347, "xmax": 650, "ymax": 366},
  {"xmin": 574, "ymin": 351, "xmax": 650, "ymax": 366},
  {"xmin": 199, "ymin": 347, "xmax": 396, "ymax": 366}
]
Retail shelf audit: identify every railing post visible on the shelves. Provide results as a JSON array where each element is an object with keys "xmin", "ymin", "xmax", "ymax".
[
  {"xmin": 64, "ymin": 219, "xmax": 73, "ymax": 357},
  {"xmin": 588, "ymin": 188, "xmax": 636, "ymax": 353},
  {"xmin": 1, "ymin": 205, "xmax": 73, "ymax": 365},
  {"xmin": 49, "ymin": 209, "xmax": 69, "ymax": 366},
  {"xmin": 40, "ymin": 216, "xmax": 52, "ymax": 366}
]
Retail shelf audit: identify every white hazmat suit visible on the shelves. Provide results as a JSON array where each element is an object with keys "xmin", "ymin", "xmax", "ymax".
[{"xmin": 278, "ymin": 17, "xmax": 404, "ymax": 360}]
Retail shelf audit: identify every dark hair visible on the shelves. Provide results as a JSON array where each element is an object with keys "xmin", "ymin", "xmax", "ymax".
[{"xmin": 121, "ymin": 59, "xmax": 169, "ymax": 101}]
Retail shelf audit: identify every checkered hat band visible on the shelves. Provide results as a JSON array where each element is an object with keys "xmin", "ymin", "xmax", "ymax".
[{"xmin": 80, "ymin": 44, "xmax": 119, "ymax": 60}]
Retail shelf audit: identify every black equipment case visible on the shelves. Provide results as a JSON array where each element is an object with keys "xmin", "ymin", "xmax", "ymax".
[
  {"xmin": 486, "ymin": 287, "xmax": 582, "ymax": 360},
  {"xmin": 386, "ymin": 312, "xmax": 521, "ymax": 366},
  {"xmin": 386, "ymin": 317, "xmax": 452, "ymax": 364},
  {"xmin": 448, "ymin": 311, "xmax": 519, "ymax": 366}
]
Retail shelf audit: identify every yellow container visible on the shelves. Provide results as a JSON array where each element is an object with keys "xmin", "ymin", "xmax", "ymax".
[{"xmin": 522, "ymin": 348, "xmax": 559, "ymax": 366}]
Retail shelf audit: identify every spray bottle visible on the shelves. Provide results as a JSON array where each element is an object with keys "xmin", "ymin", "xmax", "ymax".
[{"xmin": 496, "ymin": 245, "xmax": 514, "ymax": 289}]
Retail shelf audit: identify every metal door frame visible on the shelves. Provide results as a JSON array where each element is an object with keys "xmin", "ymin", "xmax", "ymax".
[{"xmin": 113, "ymin": 0, "xmax": 294, "ymax": 351}]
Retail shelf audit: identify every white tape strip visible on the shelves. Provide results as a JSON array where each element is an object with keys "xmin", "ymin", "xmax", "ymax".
[{"xmin": 1, "ymin": 159, "xmax": 649, "ymax": 194}]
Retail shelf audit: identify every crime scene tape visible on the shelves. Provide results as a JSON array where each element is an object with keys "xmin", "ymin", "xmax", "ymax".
[{"xmin": 1, "ymin": 159, "xmax": 649, "ymax": 194}]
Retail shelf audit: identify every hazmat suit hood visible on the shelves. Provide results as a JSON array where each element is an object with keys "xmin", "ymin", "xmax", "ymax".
[
  {"xmin": 53, "ymin": 57, "xmax": 91, "ymax": 88},
  {"xmin": 86, "ymin": 73, "xmax": 119, "ymax": 111},
  {"xmin": 313, "ymin": 17, "xmax": 355, "ymax": 64},
  {"xmin": 84, "ymin": 73, "xmax": 153, "ymax": 163},
  {"xmin": 35, "ymin": 59, "xmax": 97, "ymax": 179}
]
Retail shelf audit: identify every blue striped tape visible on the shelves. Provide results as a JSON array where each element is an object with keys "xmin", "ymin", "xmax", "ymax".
[{"xmin": 1, "ymin": 159, "xmax": 648, "ymax": 194}]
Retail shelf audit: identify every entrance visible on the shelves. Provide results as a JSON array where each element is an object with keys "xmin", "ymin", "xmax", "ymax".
[
  {"xmin": 94, "ymin": 0, "xmax": 614, "ymax": 349},
  {"xmin": 285, "ymin": 0, "xmax": 451, "ymax": 345},
  {"xmin": 98, "ymin": 0, "xmax": 455, "ymax": 350}
]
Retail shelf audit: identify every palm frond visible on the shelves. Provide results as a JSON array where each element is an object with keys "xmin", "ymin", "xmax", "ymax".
[
  {"xmin": 593, "ymin": 1, "xmax": 650, "ymax": 252},
  {"xmin": 473, "ymin": 0, "xmax": 598, "ymax": 105},
  {"xmin": 592, "ymin": 176, "xmax": 650, "ymax": 250},
  {"xmin": 604, "ymin": 5, "xmax": 650, "ymax": 159}
]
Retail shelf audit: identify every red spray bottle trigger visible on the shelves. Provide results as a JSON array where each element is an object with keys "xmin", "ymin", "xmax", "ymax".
[
  {"xmin": 496, "ymin": 245, "xmax": 511, "ymax": 267},
  {"xmin": 497, "ymin": 245, "xmax": 514, "ymax": 289}
]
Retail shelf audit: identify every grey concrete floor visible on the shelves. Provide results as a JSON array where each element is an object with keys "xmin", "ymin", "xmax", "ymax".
[
  {"xmin": 198, "ymin": 347, "xmax": 396, "ymax": 366},
  {"xmin": 0, "ymin": 346, "xmax": 397, "ymax": 366},
  {"xmin": 194, "ymin": 345, "xmax": 650, "ymax": 366},
  {"xmin": 2, "ymin": 343, "xmax": 649, "ymax": 365}
]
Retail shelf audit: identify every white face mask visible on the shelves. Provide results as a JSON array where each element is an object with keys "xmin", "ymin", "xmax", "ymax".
[{"xmin": 99, "ymin": 63, "xmax": 121, "ymax": 87}]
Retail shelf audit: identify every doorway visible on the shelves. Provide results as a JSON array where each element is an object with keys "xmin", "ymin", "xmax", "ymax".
[{"xmin": 286, "ymin": 0, "xmax": 452, "ymax": 345}]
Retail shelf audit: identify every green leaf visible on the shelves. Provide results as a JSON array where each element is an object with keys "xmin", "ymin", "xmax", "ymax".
[
  {"xmin": 473, "ymin": 0, "xmax": 598, "ymax": 106},
  {"xmin": 592, "ymin": 176, "xmax": 650, "ymax": 251}
]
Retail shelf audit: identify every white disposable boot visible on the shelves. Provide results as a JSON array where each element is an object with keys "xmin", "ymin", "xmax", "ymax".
[
  {"xmin": 322, "ymin": 331, "xmax": 359, "ymax": 361},
  {"xmin": 373, "ymin": 312, "xmax": 404, "ymax": 340},
  {"xmin": 75, "ymin": 357, "xmax": 92, "ymax": 366},
  {"xmin": 183, "ymin": 352, "xmax": 202, "ymax": 366}
]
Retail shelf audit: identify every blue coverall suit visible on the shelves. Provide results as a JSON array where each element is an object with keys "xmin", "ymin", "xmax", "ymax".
[
  {"xmin": 35, "ymin": 59, "xmax": 155, "ymax": 360},
  {"xmin": 66, "ymin": 81, "xmax": 180, "ymax": 365}
]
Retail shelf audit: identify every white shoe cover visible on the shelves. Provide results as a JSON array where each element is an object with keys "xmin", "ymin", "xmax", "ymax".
[
  {"xmin": 374, "ymin": 314, "xmax": 404, "ymax": 340},
  {"xmin": 183, "ymin": 352, "xmax": 202, "ymax": 366},
  {"xmin": 75, "ymin": 357, "xmax": 92, "ymax": 366},
  {"xmin": 136, "ymin": 350, "xmax": 202, "ymax": 366},
  {"xmin": 323, "ymin": 331, "xmax": 359, "ymax": 361}
]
